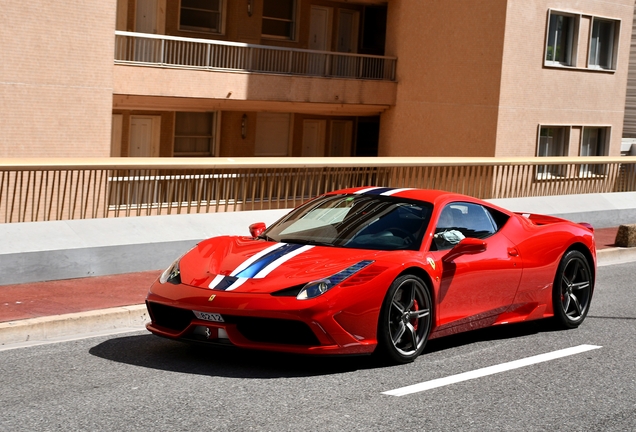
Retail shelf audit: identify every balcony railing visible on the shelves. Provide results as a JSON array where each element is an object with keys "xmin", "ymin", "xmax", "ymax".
[
  {"xmin": 114, "ymin": 31, "xmax": 397, "ymax": 81},
  {"xmin": 1, "ymin": 157, "xmax": 636, "ymax": 223}
]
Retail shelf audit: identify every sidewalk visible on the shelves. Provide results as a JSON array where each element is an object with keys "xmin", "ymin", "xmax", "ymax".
[
  {"xmin": 0, "ymin": 270, "xmax": 160, "ymax": 323},
  {"xmin": 0, "ymin": 226, "xmax": 630, "ymax": 346}
]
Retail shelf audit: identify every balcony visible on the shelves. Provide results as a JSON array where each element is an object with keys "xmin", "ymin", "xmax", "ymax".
[{"xmin": 114, "ymin": 31, "xmax": 396, "ymax": 81}]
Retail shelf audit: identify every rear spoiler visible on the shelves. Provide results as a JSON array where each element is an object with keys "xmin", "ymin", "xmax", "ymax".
[{"xmin": 515, "ymin": 212, "xmax": 594, "ymax": 232}]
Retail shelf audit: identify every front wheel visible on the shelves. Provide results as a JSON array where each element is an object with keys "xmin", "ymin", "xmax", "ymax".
[
  {"xmin": 552, "ymin": 250, "xmax": 593, "ymax": 329},
  {"xmin": 376, "ymin": 274, "xmax": 432, "ymax": 364}
]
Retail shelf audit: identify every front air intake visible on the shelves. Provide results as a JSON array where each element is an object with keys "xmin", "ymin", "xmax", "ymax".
[{"xmin": 147, "ymin": 301, "xmax": 194, "ymax": 332}]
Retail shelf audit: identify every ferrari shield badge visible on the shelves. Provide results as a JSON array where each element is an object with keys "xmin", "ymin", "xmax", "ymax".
[
  {"xmin": 426, "ymin": 257, "xmax": 436, "ymax": 270},
  {"xmin": 208, "ymin": 294, "xmax": 216, "ymax": 302}
]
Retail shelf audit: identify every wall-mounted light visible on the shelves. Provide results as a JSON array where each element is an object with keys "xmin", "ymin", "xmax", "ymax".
[
  {"xmin": 247, "ymin": 0, "xmax": 253, "ymax": 17},
  {"xmin": 241, "ymin": 114, "xmax": 248, "ymax": 139}
]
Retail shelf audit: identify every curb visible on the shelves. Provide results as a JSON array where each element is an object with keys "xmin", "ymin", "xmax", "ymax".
[
  {"xmin": 596, "ymin": 247, "xmax": 636, "ymax": 267},
  {"xmin": 1, "ymin": 248, "xmax": 634, "ymax": 347},
  {"xmin": 0, "ymin": 304, "xmax": 148, "ymax": 346}
]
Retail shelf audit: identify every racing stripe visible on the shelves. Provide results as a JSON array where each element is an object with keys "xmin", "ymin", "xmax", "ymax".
[
  {"xmin": 208, "ymin": 274, "xmax": 226, "ymax": 289},
  {"xmin": 208, "ymin": 242, "xmax": 315, "ymax": 291},
  {"xmin": 212, "ymin": 276, "xmax": 239, "ymax": 291},
  {"xmin": 208, "ymin": 275, "xmax": 249, "ymax": 291},
  {"xmin": 354, "ymin": 187, "xmax": 381, "ymax": 194},
  {"xmin": 225, "ymin": 277, "xmax": 248, "ymax": 291},
  {"xmin": 356, "ymin": 187, "xmax": 396, "ymax": 195},
  {"xmin": 253, "ymin": 245, "xmax": 314, "ymax": 278},
  {"xmin": 230, "ymin": 242, "xmax": 286, "ymax": 277},
  {"xmin": 381, "ymin": 188, "xmax": 414, "ymax": 196},
  {"xmin": 234, "ymin": 243, "xmax": 306, "ymax": 278}
]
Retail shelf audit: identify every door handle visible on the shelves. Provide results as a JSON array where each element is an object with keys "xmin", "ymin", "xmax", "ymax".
[{"xmin": 508, "ymin": 247, "xmax": 519, "ymax": 257}]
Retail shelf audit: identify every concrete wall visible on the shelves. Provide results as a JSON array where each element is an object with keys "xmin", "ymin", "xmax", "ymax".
[
  {"xmin": 0, "ymin": 209, "xmax": 289, "ymax": 286},
  {"xmin": 2, "ymin": 0, "xmax": 633, "ymax": 160},
  {"xmin": 379, "ymin": 0, "xmax": 508, "ymax": 157},
  {"xmin": 623, "ymin": 9, "xmax": 636, "ymax": 138},
  {"xmin": 3, "ymin": 192, "xmax": 636, "ymax": 286},
  {"xmin": 112, "ymin": 66, "xmax": 396, "ymax": 113},
  {"xmin": 0, "ymin": 0, "xmax": 116, "ymax": 157},
  {"xmin": 379, "ymin": 0, "xmax": 632, "ymax": 158},
  {"xmin": 496, "ymin": 0, "xmax": 634, "ymax": 157}
]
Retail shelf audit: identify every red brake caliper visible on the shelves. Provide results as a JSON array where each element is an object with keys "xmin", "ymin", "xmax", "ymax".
[{"xmin": 412, "ymin": 299, "xmax": 419, "ymax": 331}]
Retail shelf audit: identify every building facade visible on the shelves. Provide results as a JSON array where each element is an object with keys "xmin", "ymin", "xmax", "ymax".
[{"xmin": 1, "ymin": 0, "xmax": 633, "ymax": 159}]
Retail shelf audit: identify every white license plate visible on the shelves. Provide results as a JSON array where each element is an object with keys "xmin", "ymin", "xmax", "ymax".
[{"xmin": 193, "ymin": 310, "xmax": 225, "ymax": 323}]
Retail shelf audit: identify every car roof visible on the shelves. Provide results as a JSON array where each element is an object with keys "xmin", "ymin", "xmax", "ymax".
[
  {"xmin": 327, "ymin": 186, "xmax": 472, "ymax": 204},
  {"xmin": 325, "ymin": 187, "xmax": 513, "ymax": 215}
]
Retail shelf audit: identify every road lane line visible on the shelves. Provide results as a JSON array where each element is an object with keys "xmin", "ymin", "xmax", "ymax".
[{"xmin": 383, "ymin": 344, "xmax": 602, "ymax": 396}]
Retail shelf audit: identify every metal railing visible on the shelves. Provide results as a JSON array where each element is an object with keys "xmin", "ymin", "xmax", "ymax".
[
  {"xmin": 1, "ymin": 156, "xmax": 636, "ymax": 223},
  {"xmin": 114, "ymin": 31, "xmax": 397, "ymax": 81}
]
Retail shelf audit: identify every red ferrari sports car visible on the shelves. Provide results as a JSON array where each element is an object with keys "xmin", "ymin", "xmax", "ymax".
[{"xmin": 145, "ymin": 187, "xmax": 596, "ymax": 363}]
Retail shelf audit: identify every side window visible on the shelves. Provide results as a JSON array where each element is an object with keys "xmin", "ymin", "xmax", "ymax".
[
  {"xmin": 545, "ymin": 12, "xmax": 578, "ymax": 66},
  {"xmin": 589, "ymin": 17, "xmax": 619, "ymax": 70},
  {"xmin": 179, "ymin": 0, "xmax": 224, "ymax": 34},
  {"xmin": 262, "ymin": 0, "xmax": 296, "ymax": 40},
  {"xmin": 432, "ymin": 203, "xmax": 500, "ymax": 251}
]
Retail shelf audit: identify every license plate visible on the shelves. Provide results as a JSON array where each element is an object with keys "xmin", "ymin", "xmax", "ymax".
[{"xmin": 193, "ymin": 310, "xmax": 225, "ymax": 323}]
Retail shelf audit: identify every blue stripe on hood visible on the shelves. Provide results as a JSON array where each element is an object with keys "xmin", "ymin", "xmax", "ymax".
[{"xmin": 233, "ymin": 243, "xmax": 305, "ymax": 278}]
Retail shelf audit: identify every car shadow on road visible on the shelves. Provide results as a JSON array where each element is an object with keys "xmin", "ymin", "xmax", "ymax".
[
  {"xmin": 89, "ymin": 334, "xmax": 380, "ymax": 378},
  {"xmin": 424, "ymin": 318, "xmax": 563, "ymax": 355},
  {"xmin": 89, "ymin": 319, "xmax": 565, "ymax": 378}
]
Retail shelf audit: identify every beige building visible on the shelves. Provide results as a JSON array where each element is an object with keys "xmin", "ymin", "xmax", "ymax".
[{"xmin": 1, "ymin": 0, "xmax": 634, "ymax": 159}]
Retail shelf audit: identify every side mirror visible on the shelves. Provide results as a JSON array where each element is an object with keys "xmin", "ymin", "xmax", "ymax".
[
  {"xmin": 249, "ymin": 222, "xmax": 266, "ymax": 238},
  {"xmin": 443, "ymin": 237, "xmax": 487, "ymax": 262}
]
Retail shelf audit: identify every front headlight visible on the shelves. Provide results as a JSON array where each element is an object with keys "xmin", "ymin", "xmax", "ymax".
[
  {"xmin": 297, "ymin": 260, "xmax": 374, "ymax": 300},
  {"xmin": 159, "ymin": 257, "xmax": 182, "ymax": 285}
]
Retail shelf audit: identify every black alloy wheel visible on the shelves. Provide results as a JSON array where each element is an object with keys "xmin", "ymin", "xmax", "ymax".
[
  {"xmin": 553, "ymin": 250, "xmax": 593, "ymax": 329},
  {"xmin": 377, "ymin": 274, "xmax": 432, "ymax": 363}
]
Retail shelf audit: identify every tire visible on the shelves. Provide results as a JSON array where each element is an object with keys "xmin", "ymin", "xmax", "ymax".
[
  {"xmin": 552, "ymin": 250, "xmax": 593, "ymax": 329},
  {"xmin": 376, "ymin": 274, "xmax": 433, "ymax": 364}
]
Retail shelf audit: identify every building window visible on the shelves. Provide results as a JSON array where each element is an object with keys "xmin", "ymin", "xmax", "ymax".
[
  {"xmin": 180, "ymin": 0, "xmax": 223, "ymax": 34},
  {"xmin": 174, "ymin": 112, "xmax": 215, "ymax": 157},
  {"xmin": 538, "ymin": 126, "xmax": 569, "ymax": 177},
  {"xmin": 545, "ymin": 12, "xmax": 578, "ymax": 66},
  {"xmin": 580, "ymin": 127, "xmax": 609, "ymax": 176},
  {"xmin": 589, "ymin": 18, "xmax": 618, "ymax": 70},
  {"xmin": 262, "ymin": 0, "xmax": 296, "ymax": 39}
]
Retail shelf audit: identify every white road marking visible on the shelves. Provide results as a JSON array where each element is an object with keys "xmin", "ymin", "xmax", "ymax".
[{"xmin": 383, "ymin": 344, "xmax": 602, "ymax": 396}]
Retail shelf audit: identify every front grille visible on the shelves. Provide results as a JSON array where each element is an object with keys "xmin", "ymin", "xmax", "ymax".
[
  {"xmin": 147, "ymin": 301, "xmax": 194, "ymax": 332},
  {"xmin": 229, "ymin": 316, "xmax": 320, "ymax": 346},
  {"xmin": 147, "ymin": 302, "xmax": 320, "ymax": 346}
]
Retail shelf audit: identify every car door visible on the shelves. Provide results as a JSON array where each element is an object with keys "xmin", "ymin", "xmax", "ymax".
[{"xmin": 428, "ymin": 202, "xmax": 522, "ymax": 328}]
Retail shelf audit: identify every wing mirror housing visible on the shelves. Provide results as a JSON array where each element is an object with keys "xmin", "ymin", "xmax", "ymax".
[
  {"xmin": 443, "ymin": 237, "xmax": 487, "ymax": 262},
  {"xmin": 249, "ymin": 222, "xmax": 266, "ymax": 238}
]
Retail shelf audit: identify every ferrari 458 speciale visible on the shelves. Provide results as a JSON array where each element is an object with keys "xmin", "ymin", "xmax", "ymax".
[{"xmin": 145, "ymin": 187, "xmax": 596, "ymax": 363}]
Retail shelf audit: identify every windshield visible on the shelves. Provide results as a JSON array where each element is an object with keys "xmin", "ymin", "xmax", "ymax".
[{"xmin": 262, "ymin": 194, "xmax": 433, "ymax": 251}]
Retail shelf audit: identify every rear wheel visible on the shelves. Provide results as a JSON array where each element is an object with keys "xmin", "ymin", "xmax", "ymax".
[
  {"xmin": 376, "ymin": 274, "xmax": 432, "ymax": 363},
  {"xmin": 553, "ymin": 250, "xmax": 593, "ymax": 329}
]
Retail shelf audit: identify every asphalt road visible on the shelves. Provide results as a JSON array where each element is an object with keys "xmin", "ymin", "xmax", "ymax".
[{"xmin": 1, "ymin": 263, "xmax": 634, "ymax": 431}]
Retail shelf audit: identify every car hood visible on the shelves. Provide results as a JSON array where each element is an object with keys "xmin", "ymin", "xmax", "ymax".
[{"xmin": 177, "ymin": 236, "xmax": 386, "ymax": 294}]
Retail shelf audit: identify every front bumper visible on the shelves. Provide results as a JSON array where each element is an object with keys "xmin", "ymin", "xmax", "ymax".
[{"xmin": 145, "ymin": 279, "xmax": 384, "ymax": 355}]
